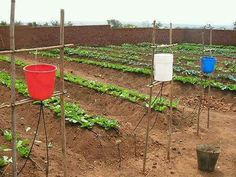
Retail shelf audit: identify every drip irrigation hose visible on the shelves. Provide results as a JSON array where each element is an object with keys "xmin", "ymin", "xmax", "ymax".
[
  {"xmin": 181, "ymin": 90, "xmax": 206, "ymax": 123},
  {"xmin": 41, "ymin": 103, "xmax": 49, "ymax": 177},
  {"xmin": 18, "ymin": 102, "xmax": 49, "ymax": 177},
  {"xmin": 148, "ymin": 83, "xmax": 164, "ymax": 133},
  {"xmin": 132, "ymin": 83, "xmax": 164, "ymax": 133},
  {"xmin": 17, "ymin": 103, "xmax": 42, "ymax": 175}
]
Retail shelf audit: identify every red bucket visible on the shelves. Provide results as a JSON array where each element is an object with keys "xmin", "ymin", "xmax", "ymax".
[{"xmin": 23, "ymin": 64, "xmax": 57, "ymax": 101}]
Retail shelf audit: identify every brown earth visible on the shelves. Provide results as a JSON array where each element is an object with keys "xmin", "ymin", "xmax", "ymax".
[{"xmin": 0, "ymin": 54, "xmax": 235, "ymax": 177}]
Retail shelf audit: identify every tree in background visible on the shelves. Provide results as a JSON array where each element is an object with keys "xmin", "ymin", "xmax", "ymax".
[
  {"xmin": 0, "ymin": 21, "xmax": 8, "ymax": 26},
  {"xmin": 27, "ymin": 21, "xmax": 39, "ymax": 27},
  {"xmin": 140, "ymin": 21, "xmax": 162, "ymax": 28},
  {"xmin": 234, "ymin": 21, "xmax": 236, "ymax": 29},
  {"xmin": 51, "ymin": 20, "xmax": 59, "ymax": 26},
  {"xmin": 156, "ymin": 21, "xmax": 162, "ymax": 28},
  {"xmin": 203, "ymin": 24, "xmax": 213, "ymax": 29},
  {"xmin": 107, "ymin": 19, "xmax": 123, "ymax": 28},
  {"xmin": 123, "ymin": 24, "xmax": 137, "ymax": 28},
  {"xmin": 66, "ymin": 21, "xmax": 73, "ymax": 26},
  {"xmin": 141, "ymin": 21, "xmax": 151, "ymax": 27},
  {"xmin": 43, "ymin": 22, "xmax": 49, "ymax": 27},
  {"xmin": 15, "ymin": 21, "xmax": 23, "ymax": 25}
]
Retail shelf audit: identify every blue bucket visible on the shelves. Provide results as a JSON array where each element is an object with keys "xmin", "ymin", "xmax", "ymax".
[{"xmin": 201, "ymin": 56, "xmax": 217, "ymax": 74}]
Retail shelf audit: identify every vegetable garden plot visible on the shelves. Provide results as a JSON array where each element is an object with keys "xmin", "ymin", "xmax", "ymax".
[
  {"xmin": 33, "ymin": 44, "xmax": 236, "ymax": 91},
  {"xmin": 1, "ymin": 47, "xmax": 236, "ymax": 177},
  {"xmin": 1, "ymin": 4, "xmax": 235, "ymax": 174},
  {"xmin": 7, "ymin": 51, "xmax": 234, "ymax": 113},
  {"xmin": 0, "ymin": 59, "xmax": 185, "ymax": 176},
  {"xmin": 1, "ymin": 94, "xmax": 235, "ymax": 177},
  {"xmin": 0, "ymin": 55, "xmax": 178, "ymax": 112},
  {"xmin": 1, "ymin": 84, "xmax": 165, "ymax": 177}
]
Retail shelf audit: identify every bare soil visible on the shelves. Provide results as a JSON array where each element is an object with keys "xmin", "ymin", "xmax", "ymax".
[{"xmin": 0, "ymin": 54, "xmax": 235, "ymax": 177}]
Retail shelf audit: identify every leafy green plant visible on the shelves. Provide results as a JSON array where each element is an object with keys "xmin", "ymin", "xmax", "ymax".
[
  {"xmin": 91, "ymin": 116, "xmax": 119, "ymax": 130},
  {"xmin": 0, "ymin": 129, "xmax": 31, "ymax": 159},
  {"xmin": 0, "ymin": 156, "xmax": 12, "ymax": 167},
  {"xmin": 16, "ymin": 140, "xmax": 30, "ymax": 158},
  {"xmin": 3, "ymin": 130, "xmax": 13, "ymax": 142}
]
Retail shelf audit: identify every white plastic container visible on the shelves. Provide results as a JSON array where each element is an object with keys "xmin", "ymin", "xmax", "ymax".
[{"xmin": 154, "ymin": 53, "xmax": 173, "ymax": 81}]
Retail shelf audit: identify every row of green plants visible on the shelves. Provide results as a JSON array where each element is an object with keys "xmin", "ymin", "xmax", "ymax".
[
  {"xmin": 174, "ymin": 66, "xmax": 236, "ymax": 83},
  {"xmin": 50, "ymin": 48, "xmax": 149, "ymax": 67},
  {"xmin": 176, "ymin": 56, "xmax": 236, "ymax": 74},
  {"xmin": 107, "ymin": 43, "xmax": 236, "ymax": 70},
  {"xmin": 28, "ymin": 52, "xmax": 236, "ymax": 91},
  {"xmin": 108, "ymin": 42, "xmax": 236, "ymax": 59},
  {"xmin": 0, "ymin": 70, "xmax": 118, "ymax": 130},
  {"xmin": 76, "ymin": 44, "xmax": 236, "ymax": 83},
  {"xmin": 31, "ymin": 51, "xmax": 150, "ymax": 75},
  {"xmin": 35, "ymin": 50, "xmax": 236, "ymax": 81},
  {"xmin": 0, "ymin": 55, "xmax": 176, "ymax": 112},
  {"xmin": 174, "ymin": 75, "xmax": 236, "ymax": 91},
  {"xmin": 46, "ymin": 45, "xmax": 236, "ymax": 75},
  {"xmin": 0, "ymin": 129, "xmax": 31, "ymax": 168},
  {"xmin": 88, "ymin": 42, "xmax": 236, "ymax": 57},
  {"xmin": 174, "ymin": 43, "xmax": 236, "ymax": 58},
  {"xmin": 83, "ymin": 44, "xmax": 236, "ymax": 80},
  {"xmin": 64, "ymin": 47, "xmax": 142, "ymax": 63}
]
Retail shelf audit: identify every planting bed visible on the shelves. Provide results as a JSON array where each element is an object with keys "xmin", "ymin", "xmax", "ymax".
[{"xmin": 0, "ymin": 43, "xmax": 236, "ymax": 177}]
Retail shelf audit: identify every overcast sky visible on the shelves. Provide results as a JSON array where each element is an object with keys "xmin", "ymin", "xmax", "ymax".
[{"xmin": 1, "ymin": 0, "xmax": 235, "ymax": 26}]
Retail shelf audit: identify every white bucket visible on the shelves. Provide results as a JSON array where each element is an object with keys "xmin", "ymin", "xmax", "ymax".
[{"xmin": 154, "ymin": 53, "xmax": 173, "ymax": 81}]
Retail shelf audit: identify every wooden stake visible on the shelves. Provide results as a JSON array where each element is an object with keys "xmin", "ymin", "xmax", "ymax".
[
  {"xmin": 143, "ymin": 20, "xmax": 156, "ymax": 174},
  {"xmin": 197, "ymin": 30, "xmax": 205, "ymax": 136},
  {"xmin": 207, "ymin": 85, "xmax": 211, "ymax": 128},
  {"xmin": 0, "ymin": 91, "xmax": 64, "ymax": 109},
  {"xmin": 207, "ymin": 28, "xmax": 212, "ymax": 128},
  {"xmin": 167, "ymin": 80, "xmax": 173, "ymax": 160},
  {"xmin": 0, "ymin": 44, "xmax": 74, "ymax": 55},
  {"xmin": 201, "ymin": 30, "xmax": 205, "ymax": 54},
  {"xmin": 210, "ymin": 28, "xmax": 213, "ymax": 55},
  {"xmin": 10, "ymin": 0, "xmax": 17, "ymax": 176},
  {"xmin": 59, "ymin": 9, "xmax": 67, "ymax": 177},
  {"xmin": 169, "ymin": 23, "xmax": 173, "ymax": 45},
  {"xmin": 197, "ymin": 87, "xmax": 204, "ymax": 136},
  {"xmin": 167, "ymin": 23, "xmax": 173, "ymax": 159}
]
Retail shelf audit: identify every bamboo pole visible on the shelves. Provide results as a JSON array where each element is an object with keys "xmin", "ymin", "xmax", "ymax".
[
  {"xmin": 169, "ymin": 23, "xmax": 173, "ymax": 45},
  {"xmin": 0, "ymin": 44, "xmax": 74, "ymax": 54},
  {"xmin": 0, "ymin": 91, "xmax": 64, "ymax": 109},
  {"xmin": 59, "ymin": 9, "xmax": 68, "ymax": 177},
  {"xmin": 167, "ymin": 80, "xmax": 173, "ymax": 160},
  {"xmin": 167, "ymin": 23, "xmax": 173, "ymax": 160},
  {"xmin": 197, "ymin": 88, "xmax": 203, "ymax": 136},
  {"xmin": 207, "ymin": 85, "xmax": 211, "ymax": 128},
  {"xmin": 209, "ymin": 28, "xmax": 213, "ymax": 55},
  {"xmin": 10, "ymin": 0, "xmax": 17, "ymax": 176},
  {"xmin": 143, "ymin": 20, "xmax": 156, "ymax": 174},
  {"xmin": 146, "ymin": 80, "xmax": 163, "ymax": 88},
  {"xmin": 197, "ymin": 31, "xmax": 205, "ymax": 136},
  {"xmin": 207, "ymin": 28, "xmax": 213, "ymax": 128},
  {"xmin": 202, "ymin": 30, "xmax": 205, "ymax": 52}
]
